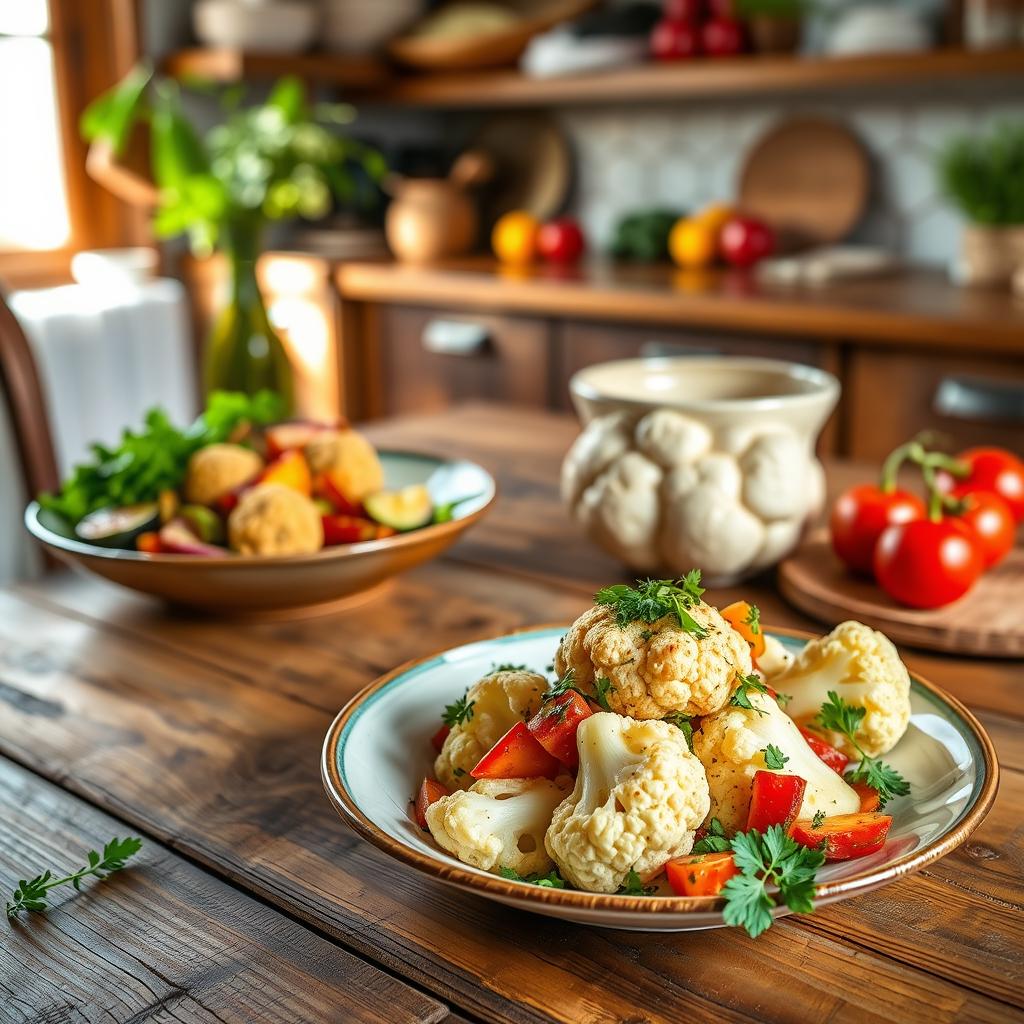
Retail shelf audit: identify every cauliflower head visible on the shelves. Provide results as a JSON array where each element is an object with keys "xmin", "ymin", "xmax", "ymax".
[
  {"xmin": 756, "ymin": 634, "xmax": 794, "ymax": 679},
  {"xmin": 426, "ymin": 776, "xmax": 572, "ymax": 877},
  {"xmin": 771, "ymin": 620, "xmax": 911, "ymax": 758},
  {"xmin": 184, "ymin": 443, "xmax": 263, "ymax": 506},
  {"xmin": 545, "ymin": 713, "xmax": 709, "ymax": 893},
  {"xmin": 434, "ymin": 669, "xmax": 548, "ymax": 790},
  {"xmin": 304, "ymin": 428, "xmax": 383, "ymax": 502},
  {"xmin": 555, "ymin": 602, "xmax": 752, "ymax": 719},
  {"xmin": 227, "ymin": 483, "xmax": 323, "ymax": 555},
  {"xmin": 693, "ymin": 689, "xmax": 860, "ymax": 832}
]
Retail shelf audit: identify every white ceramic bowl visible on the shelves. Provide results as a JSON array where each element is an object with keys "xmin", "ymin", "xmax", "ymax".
[
  {"xmin": 321, "ymin": 627, "xmax": 997, "ymax": 931},
  {"xmin": 193, "ymin": 0, "xmax": 319, "ymax": 53}
]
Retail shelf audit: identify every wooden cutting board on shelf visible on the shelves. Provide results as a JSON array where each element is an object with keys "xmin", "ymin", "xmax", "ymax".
[{"xmin": 779, "ymin": 531, "xmax": 1024, "ymax": 657}]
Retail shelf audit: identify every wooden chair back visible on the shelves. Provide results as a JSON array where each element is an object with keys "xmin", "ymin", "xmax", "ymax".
[{"xmin": 0, "ymin": 288, "xmax": 59, "ymax": 497}]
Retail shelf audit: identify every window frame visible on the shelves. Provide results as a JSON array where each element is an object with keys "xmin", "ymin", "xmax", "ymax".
[{"xmin": 0, "ymin": 0, "xmax": 144, "ymax": 289}]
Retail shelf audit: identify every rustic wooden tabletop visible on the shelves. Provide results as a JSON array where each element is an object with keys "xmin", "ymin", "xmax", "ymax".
[{"xmin": 1, "ymin": 404, "xmax": 1020, "ymax": 1024}]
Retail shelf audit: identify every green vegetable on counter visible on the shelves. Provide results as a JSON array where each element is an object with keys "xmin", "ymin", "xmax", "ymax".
[{"xmin": 610, "ymin": 208, "xmax": 685, "ymax": 263}]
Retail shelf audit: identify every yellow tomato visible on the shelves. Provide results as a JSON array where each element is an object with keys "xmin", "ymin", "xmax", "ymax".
[
  {"xmin": 491, "ymin": 210, "xmax": 539, "ymax": 265},
  {"xmin": 669, "ymin": 217, "xmax": 717, "ymax": 269},
  {"xmin": 697, "ymin": 202, "xmax": 735, "ymax": 235}
]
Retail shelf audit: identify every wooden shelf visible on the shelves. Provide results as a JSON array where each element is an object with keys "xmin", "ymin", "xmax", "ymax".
[
  {"xmin": 333, "ymin": 257, "xmax": 1024, "ymax": 353},
  {"xmin": 164, "ymin": 47, "xmax": 1024, "ymax": 107}
]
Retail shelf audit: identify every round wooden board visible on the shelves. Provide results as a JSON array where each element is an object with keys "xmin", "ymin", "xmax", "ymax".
[
  {"xmin": 739, "ymin": 116, "xmax": 869, "ymax": 245},
  {"xmin": 779, "ymin": 531, "xmax": 1024, "ymax": 658}
]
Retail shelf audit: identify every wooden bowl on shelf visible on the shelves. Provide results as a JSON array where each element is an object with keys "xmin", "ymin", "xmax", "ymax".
[{"xmin": 387, "ymin": 0, "xmax": 595, "ymax": 71}]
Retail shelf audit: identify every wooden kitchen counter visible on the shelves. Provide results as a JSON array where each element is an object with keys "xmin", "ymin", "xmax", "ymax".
[
  {"xmin": 2, "ymin": 405, "xmax": 1021, "ymax": 1023},
  {"xmin": 335, "ymin": 257, "xmax": 1024, "ymax": 353}
]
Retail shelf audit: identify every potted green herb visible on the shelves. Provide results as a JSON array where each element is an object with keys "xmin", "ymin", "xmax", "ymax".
[
  {"xmin": 736, "ymin": 0, "xmax": 809, "ymax": 53},
  {"xmin": 939, "ymin": 122, "xmax": 1024, "ymax": 290},
  {"xmin": 81, "ymin": 67, "xmax": 385, "ymax": 413}
]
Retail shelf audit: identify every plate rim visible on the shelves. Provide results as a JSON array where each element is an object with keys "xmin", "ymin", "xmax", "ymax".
[
  {"xmin": 24, "ymin": 449, "xmax": 496, "ymax": 568},
  {"xmin": 320, "ymin": 624, "xmax": 1000, "ymax": 917}
]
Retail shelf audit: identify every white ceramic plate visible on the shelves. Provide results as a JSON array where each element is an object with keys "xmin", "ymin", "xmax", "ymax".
[{"xmin": 322, "ymin": 629, "xmax": 998, "ymax": 931}]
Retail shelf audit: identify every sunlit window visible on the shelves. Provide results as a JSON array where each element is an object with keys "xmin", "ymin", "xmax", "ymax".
[{"xmin": 0, "ymin": 1, "xmax": 71, "ymax": 251}]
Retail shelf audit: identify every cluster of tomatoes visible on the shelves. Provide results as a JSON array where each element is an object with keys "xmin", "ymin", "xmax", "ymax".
[
  {"xmin": 491, "ymin": 211, "xmax": 586, "ymax": 267},
  {"xmin": 651, "ymin": 0, "xmax": 748, "ymax": 61},
  {"xmin": 830, "ymin": 443, "xmax": 1023, "ymax": 609}
]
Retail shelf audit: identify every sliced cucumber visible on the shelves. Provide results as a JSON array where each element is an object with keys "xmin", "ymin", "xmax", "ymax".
[
  {"xmin": 364, "ymin": 484, "xmax": 432, "ymax": 532},
  {"xmin": 76, "ymin": 502, "xmax": 160, "ymax": 548},
  {"xmin": 180, "ymin": 504, "xmax": 226, "ymax": 544}
]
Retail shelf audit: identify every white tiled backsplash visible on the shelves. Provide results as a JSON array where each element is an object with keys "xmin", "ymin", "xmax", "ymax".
[{"xmin": 557, "ymin": 95, "xmax": 1024, "ymax": 266}]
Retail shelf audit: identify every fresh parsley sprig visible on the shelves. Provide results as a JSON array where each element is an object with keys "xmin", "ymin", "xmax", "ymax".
[
  {"xmin": 542, "ymin": 669, "xmax": 616, "ymax": 713},
  {"xmin": 815, "ymin": 691, "xmax": 910, "ymax": 807},
  {"xmin": 442, "ymin": 691, "xmax": 475, "ymax": 728},
  {"xmin": 617, "ymin": 869, "xmax": 658, "ymax": 896},
  {"xmin": 730, "ymin": 673, "xmax": 770, "ymax": 713},
  {"xmin": 499, "ymin": 866, "xmax": 567, "ymax": 889},
  {"xmin": 595, "ymin": 572, "xmax": 708, "ymax": 637},
  {"xmin": 744, "ymin": 604, "xmax": 761, "ymax": 635},
  {"xmin": 488, "ymin": 662, "xmax": 529, "ymax": 674},
  {"xmin": 692, "ymin": 817, "xmax": 731, "ymax": 855},
  {"xmin": 663, "ymin": 711, "xmax": 695, "ymax": 752},
  {"xmin": 6, "ymin": 837, "xmax": 143, "ymax": 921},
  {"xmin": 722, "ymin": 826, "xmax": 825, "ymax": 938},
  {"xmin": 761, "ymin": 744, "xmax": 789, "ymax": 771}
]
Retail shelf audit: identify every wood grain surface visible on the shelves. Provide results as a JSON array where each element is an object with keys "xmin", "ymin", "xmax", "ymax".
[
  {"xmin": 2, "ymin": 404, "xmax": 1021, "ymax": 1024},
  {"xmin": 781, "ymin": 533, "xmax": 1024, "ymax": 657}
]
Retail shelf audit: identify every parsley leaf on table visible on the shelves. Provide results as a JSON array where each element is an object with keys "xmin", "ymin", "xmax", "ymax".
[{"xmin": 6, "ymin": 837, "xmax": 143, "ymax": 921}]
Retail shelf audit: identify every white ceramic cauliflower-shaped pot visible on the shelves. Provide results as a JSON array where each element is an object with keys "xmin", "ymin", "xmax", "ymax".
[{"xmin": 562, "ymin": 406, "xmax": 827, "ymax": 586}]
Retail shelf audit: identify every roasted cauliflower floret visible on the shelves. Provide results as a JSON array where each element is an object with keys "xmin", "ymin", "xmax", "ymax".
[
  {"xmin": 555, "ymin": 602, "xmax": 752, "ymax": 720},
  {"xmin": 184, "ymin": 443, "xmax": 263, "ymax": 506},
  {"xmin": 756, "ymin": 634, "xmax": 794, "ymax": 679},
  {"xmin": 545, "ymin": 713, "xmax": 709, "ymax": 893},
  {"xmin": 426, "ymin": 776, "xmax": 572, "ymax": 877},
  {"xmin": 304, "ymin": 428, "xmax": 384, "ymax": 503},
  {"xmin": 227, "ymin": 483, "xmax": 323, "ymax": 556},
  {"xmin": 694, "ymin": 689, "xmax": 859, "ymax": 832},
  {"xmin": 771, "ymin": 620, "xmax": 911, "ymax": 758},
  {"xmin": 434, "ymin": 669, "xmax": 548, "ymax": 790}
]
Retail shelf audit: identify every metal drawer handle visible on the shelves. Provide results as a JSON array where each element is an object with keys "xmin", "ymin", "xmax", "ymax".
[
  {"xmin": 639, "ymin": 342, "xmax": 722, "ymax": 359},
  {"xmin": 933, "ymin": 375, "xmax": 1024, "ymax": 424},
  {"xmin": 422, "ymin": 320, "xmax": 490, "ymax": 356}
]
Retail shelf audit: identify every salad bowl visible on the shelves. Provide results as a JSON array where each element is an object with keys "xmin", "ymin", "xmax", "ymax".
[
  {"xmin": 25, "ymin": 451, "xmax": 495, "ymax": 616},
  {"xmin": 321, "ymin": 627, "xmax": 998, "ymax": 932}
]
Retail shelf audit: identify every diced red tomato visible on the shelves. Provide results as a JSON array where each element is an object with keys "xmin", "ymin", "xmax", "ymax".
[
  {"xmin": 799, "ymin": 727, "xmax": 850, "ymax": 775},
  {"xmin": 666, "ymin": 853, "xmax": 740, "ymax": 897},
  {"xmin": 321, "ymin": 514, "xmax": 395, "ymax": 545},
  {"xmin": 258, "ymin": 448, "xmax": 312, "ymax": 496},
  {"xmin": 430, "ymin": 724, "xmax": 450, "ymax": 753},
  {"xmin": 746, "ymin": 770, "xmax": 806, "ymax": 833},
  {"xmin": 136, "ymin": 531, "xmax": 164, "ymax": 554},
  {"xmin": 720, "ymin": 600, "xmax": 766, "ymax": 661},
  {"xmin": 413, "ymin": 777, "xmax": 450, "ymax": 830},
  {"xmin": 470, "ymin": 721, "xmax": 561, "ymax": 781},
  {"xmin": 790, "ymin": 812, "xmax": 892, "ymax": 861},
  {"xmin": 527, "ymin": 692, "xmax": 592, "ymax": 768},
  {"xmin": 850, "ymin": 780, "xmax": 881, "ymax": 813},
  {"xmin": 215, "ymin": 486, "xmax": 246, "ymax": 515},
  {"xmin": 315, "ymin": 470, "xmax": 367, "ymax": 517}
]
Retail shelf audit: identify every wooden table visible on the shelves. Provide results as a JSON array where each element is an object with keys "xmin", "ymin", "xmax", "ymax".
[{"xmin": 1, "ymin": 405, "xmax": 1020, "ymax": 1023}]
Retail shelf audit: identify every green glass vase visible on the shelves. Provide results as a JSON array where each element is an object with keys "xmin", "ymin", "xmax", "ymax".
[{"xmin": 203, "ymin": 218, "xmax": 295, "ymax": 414}]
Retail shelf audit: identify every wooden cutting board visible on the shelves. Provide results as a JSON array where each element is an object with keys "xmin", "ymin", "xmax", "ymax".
[{"xmin": 779, "ymin": 531, "xmax": 1024, "ymax": 657}]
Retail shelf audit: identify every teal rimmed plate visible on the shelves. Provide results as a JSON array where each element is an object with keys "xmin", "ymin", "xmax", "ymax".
[{"xmin": 321, "ymin": 628, "xmax": 998, "ymax": 931}]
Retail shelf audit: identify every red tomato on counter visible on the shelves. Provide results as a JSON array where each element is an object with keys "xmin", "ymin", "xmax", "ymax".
[
  {"xmin": 950, "ymin": 487, "xmax": 1015, "ymax": 568},
  {"xmin": 938, "ymin": 447, "xmax": 1024, "ymax": 523},
  {"xmin": 536, "ymin": 218, "xmax": 585, "ymax": 264},
  {"xmin": 664, "ymin": 0, "xmax": 704, "ymax": 19},
  {"xmin": 650, "ymin": 18, "xmax": 701, "ymax": 60},
  {"xmin": 720, "ymin": 216, "xmax": 775, "ymax": 267},
  {"xmin": 830, "ymin": 484, "xmax": 926, "ymax": 576},
  {"xmin": 873, "ymin": 517, "xmax": 983, "ymax": 609},
  {"xmin": 701, "ymin": 16, "xmax": 745, "ymax": 56}
]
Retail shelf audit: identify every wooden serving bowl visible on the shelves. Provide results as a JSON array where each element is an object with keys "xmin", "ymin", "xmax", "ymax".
[{"xmin": 24, "ymin": 452, "xmax": 495, "ymax": 617}]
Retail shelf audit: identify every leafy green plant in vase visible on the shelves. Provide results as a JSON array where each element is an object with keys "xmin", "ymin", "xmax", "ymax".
[
  {"xmin": 938, "ymin": 121, "xmax": 1024, "ymax": 293},
  {"xmin": 82, "ymin": 68, "xmax": 385, "ymax": 413}
]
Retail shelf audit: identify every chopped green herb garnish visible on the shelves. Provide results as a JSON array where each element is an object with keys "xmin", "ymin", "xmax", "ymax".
[
  {"xmin": 442, "ymin": 691, "xmax": 475, "ymax": 728},
  {"xmin": 692, "ymin": 817, "xmax": 731, "ymax": 855},
  {"xmin": 593, "ymin": 676, "xmax": 614, "ymax": 713},
  {"xmin": 730, "ymin": 674, "xmax": 770, "ymax": 714},
  {"xmin": 489, "ymin": 662, "xmax": 529, "ymax": 674},
  {"xmin": 499, "ymin": 866, "xmax": 567, "ymax": 889},
  {"xmin": 595, "ymin": 572, "xmax": 707, "ymax": 637},
  {"xmin": 663, "ymin": 711, "xmax": 695, "ymax": 752},
  {"xmin": 774, "ymin": 692, "xmax": 792, "ymax": 709},
  {"xmin": 761, "ymin": 744, "xmax": 789, "ymax": 771},
  {"xmin": 812, "ymin": 810, "xmax": 826, "ymax": 828},
  {"xmin": 744, "ymin": 604, "xmax": 761, "ymax": 635},
  {"xmin": 616, "ymin": 869, "xmax": 658, "ymax": 896}
]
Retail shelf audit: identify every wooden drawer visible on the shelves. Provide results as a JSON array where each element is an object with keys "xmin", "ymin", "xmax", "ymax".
[
  {"xmin": 553, "ymin": 320, "xmax": 841, "ymax": 451},
  {"xmin": 373, "ymin": 305, "xmax": 551, "ymax": 416},
  {"xmin": 845, "ymin": 349, "xmax": 1024, "ymax": 460}
]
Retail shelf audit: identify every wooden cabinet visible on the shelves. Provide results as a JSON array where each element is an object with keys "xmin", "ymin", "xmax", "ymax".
[
  {"xmin": 845, "ymin": 349, "xmax": 1024, "ymax": 460},
  {"xmin": 369, "ymin": 305, "xmax": 551, "ymax": 416}
]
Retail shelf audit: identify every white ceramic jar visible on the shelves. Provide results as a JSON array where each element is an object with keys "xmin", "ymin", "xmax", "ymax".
[{"xmin": 562, "ymin": 357, "xmax": 839, "ymax": 586}]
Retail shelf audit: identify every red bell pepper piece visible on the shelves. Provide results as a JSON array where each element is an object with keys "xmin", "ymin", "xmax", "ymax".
[
  {"xmin": 666, "ymin": 852, "xmax": 740, "ymax": 897},
  {"xmin": 527, "ymin": 691, "xmax": 592, "ymax": 768},
  {"xmin": 470, "ymin": 721, "xmax": 561, "ymax": 781},
  {"xmin": 799, "ymin": 727, "xmax": 850, "ymax": 775},
  {"xmin": 136, "ymin": 531, "xmax": 164, "ymax": 554},
  {"xmin": 850, "ymin": 780, "xmax": 881, "ymax": 813},
  {"xmin": 321, "ymin": 514, "xmax": 395, "ymax": 545},
  {"xmin": 790, "ymin": 811, "xmax": 892, "ymax": 861},
  {"xmin": 430, "ymin": 723, "xmax": 450, "ymax": 753},
  {"xmin": 413, "ymin": 777, "xmax": 450, "ymax": 830},
  {"xmin": 315, "ymin": 470, "xmax": 366, "ymax": 517},
  {"xmin": 746, "ymin": 770, "xmax": 807, "ymax": 833}
]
